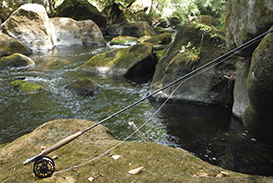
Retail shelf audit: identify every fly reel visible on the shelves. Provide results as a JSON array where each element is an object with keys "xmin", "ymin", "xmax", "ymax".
[{"xmin": 33, "ymin": 156, "xmax": 55, "ymax": 178}]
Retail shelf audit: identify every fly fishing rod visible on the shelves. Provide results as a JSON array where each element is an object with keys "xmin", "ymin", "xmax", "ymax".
[{"xmin": 23, "ymin": 28, "xmax": 273, "ymax": 178}]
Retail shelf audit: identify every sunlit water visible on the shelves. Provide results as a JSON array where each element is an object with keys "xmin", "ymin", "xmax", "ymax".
[{"xmin": 0, "ymin": 45, "xmax": 272, "ymax": 176}]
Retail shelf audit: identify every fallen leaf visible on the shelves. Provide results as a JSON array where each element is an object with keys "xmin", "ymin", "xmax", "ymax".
[
  {"xmin": 195, "ymin": 172, "xmax": 209, "ymax": 177},
  {"xmin": 128, "ymin": 166, "xmax": 144, "ymax": 175},
  {"xmin": 40, "ymin": 146, "xmax": 46, "ymax": 151},
  {"xmin": 216, "ymin": 171, "xmax": 231, "ymax": 178},
  {"xmin": 88, "ymin": 177, "xmax": 94, "ymax": 182},
  {"xmin": 52, "ymin": 155, "xmax": 58, "ymax": 160},
  {"xmin": 111, "ymin": 155, "xmax": 120, "ymax": 160}
]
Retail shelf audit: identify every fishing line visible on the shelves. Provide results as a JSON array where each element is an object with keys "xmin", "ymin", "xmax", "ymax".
[
  {"xmin": 54, "ymin": 32, "xmax": 264, "ymax": 174},
  {"xmin": 24, "ymin": 28, "xmax": 273, "ymax": 178}
]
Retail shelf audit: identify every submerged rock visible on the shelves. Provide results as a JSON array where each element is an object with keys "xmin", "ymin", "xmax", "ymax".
[
  {"xmin": 1, "ymin": 4, "xmax": 57, "ymax": 51},
  {"xmin": 66, "ymin": 78, "xmax": 100, "ymax": 96},
  {"xmin": 150, "ymin": 23, "xmax": 235, "ymax": 105},
  {"xmin": 11, "ymin": 80, "xmax": 44, "ymax": 94},
  {"xmin": 243, "ymin": 26, "xmax": 273, "ymax": 145},
  {"xmin": 0, "ymin": 32, "xmax": 32, "ymax": 57},
  {"xmin": 1, "ymin": 118, "xmax": 272, "ymax": 182},
  {"xmin": 0, "ymin": 53, "xmax": 35, "ymax": 69},
  {"xmin": 81, "ymin": 42, "xmax": 156, "ymax": 78}
]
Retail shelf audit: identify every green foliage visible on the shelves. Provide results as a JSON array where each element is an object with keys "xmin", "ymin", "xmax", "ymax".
[{"xmin": 152, "ymin": 0, "xmax": 226, "ymax": 24}]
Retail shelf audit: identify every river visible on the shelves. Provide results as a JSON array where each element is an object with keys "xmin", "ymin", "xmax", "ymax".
[{"xmin": 0, "ymin": 44, "xmax": 272, "ymax": 176}]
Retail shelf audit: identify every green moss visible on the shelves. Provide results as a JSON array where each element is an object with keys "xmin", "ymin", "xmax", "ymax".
[
  {"xmin": 11, "ymin": 80, "xmax": 44, "ymax": 94},
  {"xmin": 257, "ymin": 0, "xmax": 268, "ymax": 16},
  {"xmin": 1, "ymin": 119, "xmax": 272, "ymax": 182},
  {"xmin": 81, "ymin": 43, "xmax": 153, "ymax": 70},
  {"xmin": 110, "ymin": 36, "xmax": 138, "ymax": 46}
]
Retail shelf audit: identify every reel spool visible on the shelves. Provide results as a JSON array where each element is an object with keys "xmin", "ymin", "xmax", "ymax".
[{"xmin": 33, "ymin": 156, "xmax": 55, "ymax": 178}]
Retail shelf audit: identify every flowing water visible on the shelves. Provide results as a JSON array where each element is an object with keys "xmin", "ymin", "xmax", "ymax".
[{"xmin": 0, "ymin": 44, "xmax": 273, "ymax": 176}]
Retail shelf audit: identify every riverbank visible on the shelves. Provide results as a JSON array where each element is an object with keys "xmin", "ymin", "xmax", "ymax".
[{"xmin": 0, "ymin": 119, "xmax": 272, "ymax": 182}]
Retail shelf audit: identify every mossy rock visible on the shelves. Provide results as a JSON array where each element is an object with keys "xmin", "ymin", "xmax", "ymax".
[
  {"xmin": 110, "ymin": 36, "xmax": 138, "ymax": 46},
  {"xmin": 225, "ymin": 0, "xmax": 273, "ymax": 56},
  {"xmin": 1, "ymin": 118, "xmax": 272, "ymax": 182},
  {"xmin": 51, "ymin": 0, "xmax": 107, "ymax": 31},
  {"xmin": 144, "ymin": 31, "xmax": 172, "ymax": 45},
  {"xmin": 66, "ymin": 77, "xmax": 100, "ymax": 96},
  {"xmin": 11, "ymin": 80, "xmax": 44, "ymax": 94},
  {"xmin": 0, "ymin": 32, "xmax": 32, "ymax": 57},
  {"xmin": 0, "ymin": 53, "xmax": 35, "ymax": 69},
  {"xmin": 153, "ymin": 26, "xmax": 167, "ymax": 34},
  {"xmin": 243, "ymin": 26, "xmax": 273, "ymax": 145},
  {"xmin": 150, "ymin": 23, "xmax": 235, "ymax": 104},
  {"xmin": 81, "ymin": 42, "xmax": 156, "ymax": 77}
]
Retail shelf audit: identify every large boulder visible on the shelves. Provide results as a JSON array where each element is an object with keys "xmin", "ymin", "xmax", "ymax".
[
  {"xmin": 225, "ymin": 0, "xmax": 273, "ymax": 56},
  {"xmin": 80, "ymin": 42, "xmax": 156, "ymax": 78},
  {"xmin": 1, "ymin": 118, "xmax": 270, "ymax": 182},
  {"xmin": 1, "ymin": 4, "xmax": 57, "ymax": 51},
  {"xmin": 0, "ymin": 32, "xmax": 32, "ymax": 57},
  {"xmin": 243, "ymin": 27, "xmax": 273, "ymax": 145},
  {"xmin": 149, "ymin": 23, "xmax": 235, "ymax": 105},
  {"xmin": 107, "ymin": 21, "xmax": 156, "ymax": 37},
  {"xmin": 0, "ymin": 53, "xmax": 35, "ymax": 70},
  {"xmin": 51, "ymin": 0, "xmax": 107, "ymax": 33},
  {"xmin": 50, "ymin": 17, "xmax": 82, "ymax": 46},
  {"xmin": 77, "ymin": 19, "xmax": 106, "ymax": 46},
  {"xmin": 50, "ymin": 17, "xmax": 106, "ymax": 47}
]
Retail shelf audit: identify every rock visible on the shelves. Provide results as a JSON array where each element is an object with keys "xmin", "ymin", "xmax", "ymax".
[
  {"xmin": 52, "ymin": 0, "xmax": 107, "ymax": 34},
  {"xmin": 225, "ymin": 0, "xmax": 273, "ymax": 56},
  {"xmin": 81, "ymin": 42, "xmax": 156, "ymax": 78},
  {"xmin": 144, "ymin": 32, "xmax": 172, "ymax": 45},
  {"xmin": 11, "ymin": 80, "xmax": 44, "ymax": 94},
  {"xmin": 1, "ymin": 4, "xmax": 57, "ymax": 51},
  {"xmin": 66, "ymin": 78, "xmax": 100, "ymax": 96},
  {"xmin": 0, "ymin": 53, "xmax": 35, "ymax": 70},
  {"xmin": 109, "ymin": 36, "xmax": 138, "ymax": 46},
  {"xmin": 1, "ymin": 119, "xmax": 272, "ymax": 182},
  {"xmin": 153, "ymin": 26, "xmax": 168, "ymax": 35},
  {"xmin": 243, "ymin": 26, "xmax": 273, "ymax": 145},
  {"xmin": 77, "ymin": 19, "xmax": 106, "ymax": 46},
  {"xmin": 149, "ymin": 23, "xmax": 235, "ymax": 105},
  {"xmin": 135, "ymin": 11, "xmax": 153, "ymax": 25},
  {"xmin": 50, "ymin": 17, "xmax": 82, "ymax": 46},
  {"xmin": 232, "ymin": 58, "xmax": 250, "ymax": 119},
  {"xmin": 0, "ymin": 0, "xmax": 53, "ymax": 22},
  {"xmin": 0, "ymin": 32, "xmax": 32, "ymax": 57},
  {"xmin": 50, "ymin": 17, "xmax": 106, "ymax": 47},
  {"xmin": 196, "ymin": 15, "xmax": 221, "ymax": 27},
  {"xmin": 102, "ymin": 3, "xmax": 133, "ymax": 25},
  {"xmin": 107, "ymin": 21, "xmax": 156, "ymax": 38}
]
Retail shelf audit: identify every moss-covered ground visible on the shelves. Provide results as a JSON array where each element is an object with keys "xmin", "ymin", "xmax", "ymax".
[{"xmin": 0, "ymin": 119, "xmax": 272, "ymax": 182}]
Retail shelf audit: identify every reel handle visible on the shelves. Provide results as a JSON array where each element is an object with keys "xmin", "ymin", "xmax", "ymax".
[{"xmin": 23, "ymin": 131, "xmax": 83, "ymax": 165}]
